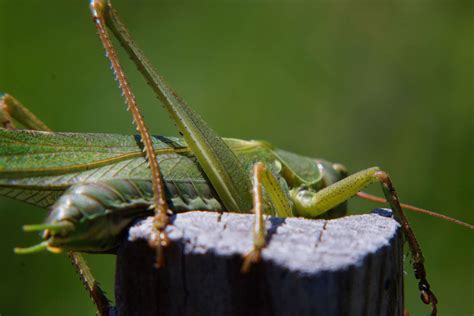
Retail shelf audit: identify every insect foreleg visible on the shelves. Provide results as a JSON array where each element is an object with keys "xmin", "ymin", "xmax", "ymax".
[
  {"xmin": 291, "ymin": 167, "xmax": 437, "ymax": 315},
  {"xmin": 0, "ymin": 93, "xmax": 51, "ymax": 131},
  {"xmin": 376, "ymin": 171, "xmax": 437, "ymax": 315},
  {"xmin": 0, "ymin": 93, "xmax": 112, "ymax": 316},
  {"xmin": 241, "ymin": 162, "xmax": 293, "ymax": 273}
]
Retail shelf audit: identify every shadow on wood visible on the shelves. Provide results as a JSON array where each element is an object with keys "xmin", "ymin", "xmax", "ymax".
[{"xmin": 115, "ymin": 209, "xmax": 403, "ymax": 316}]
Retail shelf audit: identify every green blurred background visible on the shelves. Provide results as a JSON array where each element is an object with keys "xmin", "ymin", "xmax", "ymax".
[{"xmin": 0, "ymin": 1, "xmax": 472, "ymax": 315}]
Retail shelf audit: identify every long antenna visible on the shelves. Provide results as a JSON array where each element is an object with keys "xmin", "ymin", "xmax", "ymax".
[{"xmin": 357, "ymin": 191, "xmax": 473, "ymax": 230}]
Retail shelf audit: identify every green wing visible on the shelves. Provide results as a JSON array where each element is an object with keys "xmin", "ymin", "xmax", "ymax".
[
  {"xmin": 0, "ymin": 129, "xmax": 187, "ymax": 176},
  {"xmin": 0, "ymin": 129, "xmax": 205, "ymax": 208},
  {"xmin": 0, "ymin": 128, "xmax": 322, "ymax": 211}
]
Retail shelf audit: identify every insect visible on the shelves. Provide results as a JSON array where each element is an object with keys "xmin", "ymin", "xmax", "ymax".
[{"xmin": 0, "ymin": 0, "xmax": 474, "ymax": 316}]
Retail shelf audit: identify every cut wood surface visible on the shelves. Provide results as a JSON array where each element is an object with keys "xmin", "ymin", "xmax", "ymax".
[{"xmin": 115, "ymin": 209, "xmax": 403, "ymax": 316}]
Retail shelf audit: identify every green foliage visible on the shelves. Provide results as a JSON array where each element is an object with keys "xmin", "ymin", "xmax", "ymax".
[{"xmin": 0, "ymin": 1, "xmax": 472, "ymax": 315}]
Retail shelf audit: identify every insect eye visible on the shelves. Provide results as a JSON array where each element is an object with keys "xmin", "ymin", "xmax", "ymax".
[
  {"xmin": 273, "ymin": 160, "xmax": 282, "ymax": 173},
  {"xmin": 42, "ymin": 230, "xmax": 51, "ymax": 240},
  {"xmin": 332, "ymin": 163, "xmax": 348, "ymax": 177}
]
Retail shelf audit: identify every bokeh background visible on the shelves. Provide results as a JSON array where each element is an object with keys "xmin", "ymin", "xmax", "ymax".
[{"xmin": 0, "ymin": 1, "xmax": 472, "ymax": 315}]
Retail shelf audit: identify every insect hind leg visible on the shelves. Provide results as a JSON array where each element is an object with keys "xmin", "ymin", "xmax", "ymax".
[
  {"xmin": 1, "ymin": 94, "xmax": 113, "ymax": 315},
  {"xmin": 90, "ymin": 0, "xmax": 172, "ymax": 268},
  {"xmin": 0, "ymin": 93, "xmax": 51, "ymax": 131},
  {"xmin": 69, "ymin": 253, "xmax": 112, "ymax": 316}
]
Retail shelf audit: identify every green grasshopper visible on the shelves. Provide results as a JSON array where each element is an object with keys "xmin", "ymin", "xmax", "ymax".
[{"xmin": 0, "ymin": 1, "xmax": 472, "ymax": 315}]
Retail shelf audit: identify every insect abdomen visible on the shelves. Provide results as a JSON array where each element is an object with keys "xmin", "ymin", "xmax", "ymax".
[{"xmin": 48, "ymin": 178, "xmax": 224, "ymax": 226}]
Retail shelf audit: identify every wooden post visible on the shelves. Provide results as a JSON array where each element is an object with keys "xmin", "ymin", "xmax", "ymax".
[{"xmin": 115, "ymin": 209, "xmax": 403, "ymax": 316}]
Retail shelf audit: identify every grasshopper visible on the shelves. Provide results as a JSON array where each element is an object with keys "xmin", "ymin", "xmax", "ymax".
[{"xmin": 0, "ymin": 1, "xmax": 472, "ymax": 315}]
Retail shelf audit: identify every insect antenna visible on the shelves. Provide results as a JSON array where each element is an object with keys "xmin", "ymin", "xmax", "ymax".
[{"xmin": 357, "ymin": 191, "xmax": 473, "ymax": 230}]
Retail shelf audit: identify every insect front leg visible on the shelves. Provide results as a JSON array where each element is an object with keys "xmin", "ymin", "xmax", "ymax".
[
  {"xmin": 291, "ymin": 167, "xmax": 437, "ymax": 315},
  {"xmin": 241, "ymin": 162, "xmax": 293, "ymax": 273},
  {"xmin": 0, "ymin": 93, "xmax": 113, "ymax": 316}
]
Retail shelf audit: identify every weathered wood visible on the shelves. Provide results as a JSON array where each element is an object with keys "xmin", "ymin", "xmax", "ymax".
[{"xmin": 115, "ymin": 209, "xmax": 403, "ymax": 316}]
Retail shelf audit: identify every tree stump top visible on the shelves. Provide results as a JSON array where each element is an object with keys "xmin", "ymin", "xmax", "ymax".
[
  {"xmin": 116, "ymin": 209, "xmax": 403, "ymax": 316},
  {"xmin": 127, "ymin": 210, "xmax": 400, "ymax": 275}
]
